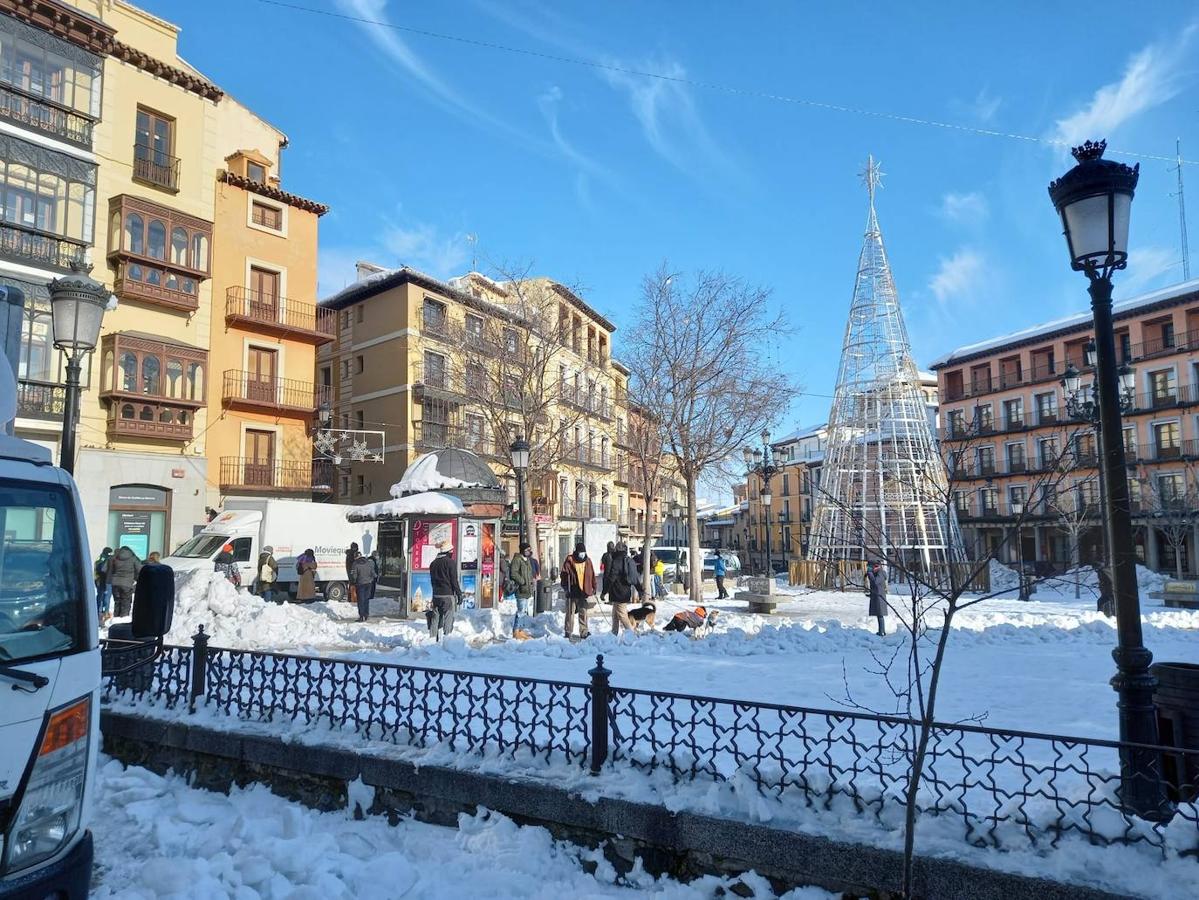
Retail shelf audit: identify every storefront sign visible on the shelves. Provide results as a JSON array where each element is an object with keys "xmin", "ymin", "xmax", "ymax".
[
  {"xmin": 459, "ymin": 520, "xmax": 479, "ymax": 570},
  {"xmin": 411, "ymin": 518, "xmax": 454, "ymax": 570},
  {"xmin": 112, "ymin": 487, "xmax": 167, "ymax": 507}
]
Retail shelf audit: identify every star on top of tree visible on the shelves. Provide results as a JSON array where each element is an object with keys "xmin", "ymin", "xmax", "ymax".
[{"xmin": 859, "ymin": 154, "xmax": 885, "ymax": 203}]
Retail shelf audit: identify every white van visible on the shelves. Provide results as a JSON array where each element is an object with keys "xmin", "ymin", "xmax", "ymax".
[
  {"xmin": 162, "ymin": 499, "xmax": 377, "ymax": 602},
  {"xmin": 650, "ymin": 546, "xmax": 741, "ymax": 586}
]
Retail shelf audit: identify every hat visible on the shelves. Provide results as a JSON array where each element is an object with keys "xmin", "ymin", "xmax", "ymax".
[
  {"xmin": 263, "ymin": 545, "xmax": 273, "ymax": 554},
  {"xmin": 519, "ymin": 542, "xmax": 531, "ymax": 553},
  {"xmin": 222, "ymin": 543, "xmax": 233, "ymax": 553},
  {"xmin": 614, "ymin": 541, "xmax": 628, "ymax": 553},
  {"xmin": 574, "ymin": 540, "xmax": 587, "ymax": 553},
  {"xmin": 438, "ymin": 540, "xmax": 454, "ymax": 552}
]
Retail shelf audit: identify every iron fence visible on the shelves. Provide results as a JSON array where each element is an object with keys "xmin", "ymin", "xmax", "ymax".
[{"xmin": 102, "ymin": 635, "xmax": 1199, "ymax": 860}]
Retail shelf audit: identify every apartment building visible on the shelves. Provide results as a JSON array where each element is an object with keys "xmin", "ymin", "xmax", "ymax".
[
  {"xmin": 317, "ymin": 264, "xmax": 628, "ymax": 566},
  {"xmin": 616, "ymin": 400, "xmax": 686, "ymax": 551},
  {"xmin": 743, "ymin": 424, "xmax": 827, "ymax": 572},
  {"xmin": 4, "ymin": 0, "xmax": 326, "ymax": 557},
  {"xmin": 930, "ymin": 278, "xmax": 1199, "ymax": 576}
]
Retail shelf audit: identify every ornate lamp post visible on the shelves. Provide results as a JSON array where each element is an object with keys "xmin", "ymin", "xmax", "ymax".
[
  {"xmin": 509, "ymin": 436, "xmax": 531, "ymax": 633},
  {"xmin": 1049, "ymin": 139, "xmax": 1167, "ymax": 818},
  {"xmin": 50, "ymin": 262, "xmax": 109, "ymax": 475},
  {"xmin": 744, "ymin": 430, "xmax": 780, "ymax": 577},
  {"xmin": 1061, "ymin": 340, "xmax": 1135, "ymax": 616},
  {"xmin": 669, "ymin": 499, "xmax": 684, "ymax": 590}
]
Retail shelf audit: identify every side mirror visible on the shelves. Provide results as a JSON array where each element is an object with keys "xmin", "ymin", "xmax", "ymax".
[{"xmin": 131, "ymin": 562, "xmax": 175, "ymax": 639}]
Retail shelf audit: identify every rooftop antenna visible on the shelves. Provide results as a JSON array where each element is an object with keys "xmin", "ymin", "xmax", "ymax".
[
  {"xmin": 466, "ymin": 233, "xmax": 478, "ymax": 272},
  {"xmin": 1172, "ymin": 139, "xmax": 1191, "ymax": 280}
]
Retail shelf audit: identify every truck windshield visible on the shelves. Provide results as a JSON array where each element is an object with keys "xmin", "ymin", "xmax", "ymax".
[
  {"xmin": 652, "ymin": 549, "xmax": 679, "ymax": 564},
  {"xmin": 172, "ymin": 533, "xmax": 227, "ymax": 559},
  {"xmin": 0, "ymin": 481, "xmax": 85, "ymax": 664}
]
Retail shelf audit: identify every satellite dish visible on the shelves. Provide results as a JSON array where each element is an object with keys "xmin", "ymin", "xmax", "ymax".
[{"xmin": 0, "ymin": 361, "xmax": 16, "ymax": 426}]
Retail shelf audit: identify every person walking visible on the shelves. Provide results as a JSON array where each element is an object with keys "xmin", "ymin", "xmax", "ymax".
[
  {"xmin": 345, "ymin": 542, "xmax": 361, "ymax": 606},
  {"xmin": 94, "ymin": 546, "xmax": 113, "ymax": 625},
  {"xmin": 713, "ymin": 551, "xmax": 730, "ymax": 600},
  {"xmin": 865, "ymin": 560, "xmax": 889, "ymax": 637},
  {"xmin": 368, "ymin": 551, "xmax": 380, "ymax": 602},
  {"xmin": 652, "ymin": 554, "xmax": 667, "ymax": 599},
  {"xmin": 257, "ymin": 545, "xmax": 279, "ymax": 603},
  {"xmin": 296, "ymin": 549, "xmax": 318, "ymax": 602},
  {"xmin": 599, "ymin": 541, "xmax": 615, "ymax": 578},
  {"xmin": 106, "ymin": 545, "xmax": 141, "ymax": 618},
  {"xmin": 510, "ymin": 542, "xmax": 535, "ymax": 635},
  {"xmin": 602, "ymin": 542, "xmax": 643, "ymax": 636},
  {"xmin": 352, "ymin": 553, "xmax": 376, "ymax": 622},
  {"xmin": 428, "ymin": 541, "xmax": 461, "ymax": 640},
  {"xmin": 214, "ymin": 544, "xmax": 241, "ymax": 587},
  {"xmin": 560, "ymin": 541, "xmax": 595, "ymax": 640}
]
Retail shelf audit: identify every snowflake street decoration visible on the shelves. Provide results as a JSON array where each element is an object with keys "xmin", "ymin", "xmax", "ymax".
[{"xmin": 313, "ymin": 429, "xmax": 385, "ymax": 465}]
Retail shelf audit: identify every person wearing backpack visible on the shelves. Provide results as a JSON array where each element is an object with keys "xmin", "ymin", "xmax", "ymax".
[
  {"xmin": 257, "ymin": 545, "xmax": 279, "ymax": 603},
  {"xmin": 601, "ymin": 542, "xmax": 644, "ymax": 636}
]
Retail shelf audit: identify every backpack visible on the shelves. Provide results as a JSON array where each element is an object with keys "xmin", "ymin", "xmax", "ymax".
[{"xmin": 606, "ymin": 558, "xmax": 632, "ymax": 603}]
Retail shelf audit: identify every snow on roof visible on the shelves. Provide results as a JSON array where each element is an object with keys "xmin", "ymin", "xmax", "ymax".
[
  {"xmin": 772, "ymin": 422, "xmax": 828, "ymax": 444},
  {"xmin": 918, "ymin": 370, "xmax": 936, "ymax": 382},
  {"xmin": 347, "ymin": 491, "xmax": 465, "ymax": 521},
  {"xmin": 393, "ymin": 452, "xmax": 496, "ymax": 496},
  {"xmin": 929, "ymin": 278, "xmax": 1199, "ymax": 368}
]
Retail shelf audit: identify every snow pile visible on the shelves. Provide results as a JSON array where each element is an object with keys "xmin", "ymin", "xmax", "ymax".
[
  {"xmin": 348, "ymin": 491, "xmax": 464, "ymax": 521},
  {"xmin": 986, "ymin": 560, "xmax": 1168, "ymax": 600},
  {"xmin": 90, "ymin": 758, "xmax": 835, "ymax": 899},
  {"xmin": 393, "ymin": 453, "xmax": 486, "ymax": 495},
  {"xmin": 987, "ymin": 560, "xmax": 1020, "ymax": 593}
]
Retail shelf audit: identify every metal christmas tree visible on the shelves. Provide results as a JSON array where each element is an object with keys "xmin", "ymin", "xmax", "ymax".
[{"xmin": 808, "ymin": 157, "xmax": 965, "ymax": 574}]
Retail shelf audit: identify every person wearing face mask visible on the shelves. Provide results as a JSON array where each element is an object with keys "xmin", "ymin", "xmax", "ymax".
[{"xmin": 559, "ymin": 540, "xmax": 595, "ymax": 640}]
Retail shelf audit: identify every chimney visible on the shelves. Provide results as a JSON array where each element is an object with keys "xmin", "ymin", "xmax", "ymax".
[{"xmin": 356, "ymin": 261, "xmax": 386, "ymax": 282}]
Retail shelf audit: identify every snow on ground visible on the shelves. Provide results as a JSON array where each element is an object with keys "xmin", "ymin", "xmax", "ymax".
[
  {"xmin": 135, "ymin": 568, "xmax": 1199, "ymax": 741},
  {"xmin": 90, "ymin": 758, "xmax": 837, "ymax": 900}
]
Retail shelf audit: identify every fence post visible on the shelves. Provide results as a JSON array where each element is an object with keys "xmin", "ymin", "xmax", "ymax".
[
  {"xmin": 589, "ymin": 653, "xmax": 611, "ymax": 776},
  {"xmin": 189, "ymin": 625, "xmax": 209, "ymax": 713}
]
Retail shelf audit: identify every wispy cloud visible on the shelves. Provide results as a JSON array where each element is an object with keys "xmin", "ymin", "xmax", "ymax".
[
  {"xmin": 929, "ymin": 248, "xmax": 987, "ymax": 304},
  {"xmin": 1113, "ymin": 245, "xmax": 1182, "ymax": 299},
  {"xmin": 951, "ymin": 87, "xmax": 1002, "ymax": 123},
  {"xmin": 600, "ymin": 57, "xmax": 736, "ymax": 180},
  {"xmin": 537, "ymin": 85, "xmax": 619, "ymax": 204},
  {"xmin": 938, "ymin": 191, "xmax": 989, "ymax": 225},
  {"xmin": 1051, "ymin": 25, "xmax": 1196, "ymax": 146},
  {"xmin": 318, "ymin": 219, "xmax": 472, "ymax": 298}
]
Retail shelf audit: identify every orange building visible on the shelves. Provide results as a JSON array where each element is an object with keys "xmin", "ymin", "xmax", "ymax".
[{"xmin": 207, "ymin": 145, "xmax": 330, "ymax": 502}]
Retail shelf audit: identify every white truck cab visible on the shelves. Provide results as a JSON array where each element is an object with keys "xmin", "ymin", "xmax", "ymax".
[{"xmin": 0, "ymin": 433, "xmax": 98, "ymax": 898}]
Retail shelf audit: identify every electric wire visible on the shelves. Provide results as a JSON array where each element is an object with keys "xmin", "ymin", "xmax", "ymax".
[{"xmin": 252, "ymin": 0, "xmax": 1197, "ymax": 166}]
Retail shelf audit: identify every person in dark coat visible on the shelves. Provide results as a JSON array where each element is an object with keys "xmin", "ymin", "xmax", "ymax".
[
  {"xmin": 428, "ymin": 541, "xmax": 461, "ymax": 640},
  {"xmin": 599, "ymin": 541, "xmax": 615, "ymax": 578},
  {"xmin": 345, "ymin": 542, "xmax": 361, "ymax": 605},
  {"xmin": 106, "ymin": 546, "xmax": 141, "ymax": 617},
  {"xmin": 510, "ymin": 542, "xmax": 535, "ymax": 632},
  {"xmin": 865, "ymin": 561, "xmax": 889, "ymax": 636},
  {"xmin": 296, "ymin": 549, "xmax": 318, "ymax": 602},
  {"xmin": 94, "ymin": 546, "xmax": 113, "ymax": 624},
  {"xmin": 560, "ymin": 541, "xmax": 595, "ymax": 640},
  {"xmin": 602, "ymin": 542, "xmax": 644, "ymax": 636},
  {"xmin": 352, "ymin": 553, "xmax": 376, "ymax": 622}
]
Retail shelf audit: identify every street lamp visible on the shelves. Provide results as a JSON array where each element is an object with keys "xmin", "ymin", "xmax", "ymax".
[
  {"xmin": 50, "ymin": 262, "xmax": 109, "ymax": 475},
  {"xmin": 1061, "ymin": 356, "xmax": 1136, "ymax": 617},
  {"xmin": 745, "ymin": 429, "xmax": 780, "ymax": 577},
  {"xmin": 670, "ymin": 499, "xmax": 684, "ymax": 591},
  {"xmin": 1049, "ymin": 138, "xmax": 1167, "ymax": 819},
  {"xmin": 510, "ymin": 436, "xmax": 531, "ymax": 634}
]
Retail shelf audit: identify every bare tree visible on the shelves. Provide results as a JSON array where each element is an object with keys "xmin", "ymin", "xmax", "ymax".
[
  {"xmin": 626, "ymin": 265, "xmax": 799, "ymax": 601},
  {"xmin": 622, "ymin": 401, "xmax": 668, "ymax": 599},
  {"xmin": 814, "ymin": 418, "xmax": 1095, "ymax": 897},
  {"xmin": 1048, "ymin": 476, "xmax": 1101, "ymax": 599},
  {"xmin": 447, "ymin": 266, "xmax": 591, "ymax": 554},
  {"xmin": 1136, "ymin": 462, "xmax": 1199, "ymax": 580}
]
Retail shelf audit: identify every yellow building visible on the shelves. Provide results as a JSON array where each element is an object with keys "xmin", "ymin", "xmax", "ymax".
[
  {"xmin": 4, "ymin": 0, "xmax": 325, "ymax": 557},
  {"xmin": 317, "ymin": 265, "xmax": 628, "ymax": 566}
]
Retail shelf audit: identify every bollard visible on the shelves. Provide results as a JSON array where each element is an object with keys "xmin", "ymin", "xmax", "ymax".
[
  {"xmin": 189, "ymin": 625, "xmax": 209, "ymax": 712},
  {"xmin": 588, "ymin": 653, "xmax": 611, "ymax": 776}
]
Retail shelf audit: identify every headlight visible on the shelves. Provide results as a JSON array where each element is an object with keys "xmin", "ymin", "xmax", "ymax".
[{"xmin": 3, "ymin": 697, "xmax": 90, "ymax": 874}]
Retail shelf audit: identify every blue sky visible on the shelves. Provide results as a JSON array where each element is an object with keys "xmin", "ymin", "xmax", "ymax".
[{"xmin": 151, "ymin": 0, "xmax": 1198, "ymax": 432}]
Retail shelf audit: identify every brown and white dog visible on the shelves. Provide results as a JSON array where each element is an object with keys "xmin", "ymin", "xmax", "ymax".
[{"xmin": 627, "ymin": 601, "xmax": 657, "ymax": 631}]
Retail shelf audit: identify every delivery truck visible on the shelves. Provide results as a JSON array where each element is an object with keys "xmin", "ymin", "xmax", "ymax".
[{"xmin": 161, "ymin": 498, "xmax": 378, "ymax": 602}]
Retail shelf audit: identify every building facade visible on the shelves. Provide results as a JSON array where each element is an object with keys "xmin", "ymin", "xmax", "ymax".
[
  {"xmin": 743, "ymin": 424, "xmax": 827, "ymax": 573},
  {"xmin": 317, "ymin": 264, "xmax": 629, "ymax": 567},
  {"xmin": 5, "ymin": 0, "xmax": 325, "ymax": 558},
  {"xmin": 930, "ymin": 279, "xmax": 1199, "ymax": 576}
]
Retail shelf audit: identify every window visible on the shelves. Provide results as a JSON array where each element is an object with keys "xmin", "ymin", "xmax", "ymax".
[
  {"xmin": 1154, "ymin": 422, "xmax": 1181, "ymax": 459},
  {"xmin": 423, "ymin": 299, "xmax": 447, "ymax": 335},
  {"xmin": 976, "ymin": 403, "xmax": 994, "ymax": 432},
  {"xmin": 1118, "ymin": 332, "xmax": 1132, "ymax": 362},
  {"xmin": 355, "ymin": 409, "xmax": 364, "ymax": 429},
  {"xmin": 134, "ymin": 107, "xmax": 176, "ymax": 189},
  {"xmin": 355, "ymin": 475, "xmax": 365, "ymax": 496},
  {"xmin": 0, "ymin": 141, "xmax": 95, "ymax": 251},
  {"xmin": 1149, "ymin": 369, "xmax": 1176, "ymax": 406},
  {"xmin": 1008, "ymin": 485, "xmax": 1027, "ymax": 514},
  {"xmin": 1003, "ymin": 398, "xmax": 1024, "ymax": 428},
  {"xmin": 246, "ymin": 161, "xmax": 266, "ymax": 183},
  {"xmin": 465, "ymin": 414, "xmax": 485, "ymax": 452},
  {"xmin": 503, "ymin": 328, "xmax": 518, "ymax": 353},
  {"xmin": 355, "ymin": 355, "xmax": 364, "ymax": 374},
  {"xmin": 339, "ymin": 473, "xmax": 350, "ymax": 497},
  {"xmin": 320, "ymin": 367, "xmax": 331, "ymax": 387},
  {"xmin": 947, "ymin": 409, "xmax": 966, "ymax": 437},
  {"xmin": 465, "ymin": 360, "xmax": 485, "ymax": 391},
  {"xmin": 1006, "ymin": 442, "xmax": 1026, "ymax": 473},
  {"xmin": 251, "ymin": 200, "xmax": 282, "ymax": 230},
  {"xmin": 977, "ymin": 445, "xmax": 995, "ymax": 475},
  {"xmin": 1038, "ymin": 437, "xmax": 1058, "ymax": 469},
  {"xmin": 423, "ymin": 351, "xmax": 446, "ymax": 389},
  {"xmin": 340, "ymin": 359, "xmax": 350, "ymax": 379},
  {"xmin": 340, "ymin": 310, "xmax": 350, "ymax": 329},
  {"xmin": 1123, "ymin": 425, "xmax": 1138, "ymax": 460},
  {"xmin": 1035, "ymin": 392, "xmax": 1057, "ymax": 424},
  {"xmin": 979, "ymin": 487, "xmax": 998, "ymax": 515},
  {"xmin": 356, "ymin": 305, "xmax": 364, "ymax": 324},
  {"xmin": 465, "ymin": 314, "xmax": 484, "ymax": 345},
  {"xmin": 1073, "ymin": 432, "xmax": 1096, "ymax": 463},
  {"xmin": 1161, "ymin": 321, "xmax": 1176, "ymax": 350}
]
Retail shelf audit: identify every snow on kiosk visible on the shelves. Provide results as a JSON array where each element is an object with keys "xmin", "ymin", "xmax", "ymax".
[{"xmin": 347, "ymin": 448, "xmax": 506, "ymax": 614}]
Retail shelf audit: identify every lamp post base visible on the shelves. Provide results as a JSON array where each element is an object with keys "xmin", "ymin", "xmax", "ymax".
[{"xmin": 1111, "ymin": 645, "xmax": 1172, "ymax": 820}]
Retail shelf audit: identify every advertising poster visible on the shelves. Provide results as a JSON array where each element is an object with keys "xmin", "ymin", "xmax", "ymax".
[
  {"xmin": 412, "ymin": 518, "xmax": 454, "ymax": 570},
  {"xmin": 461, "ymin": 573, "xmax": 477, "ymax": 610},
  {"xmin": 408, "ymin": 572, "xmax": 432, "ymax": 612},
  {"xmin": 115, "ymin": 511, "xmax": 151, "ymax": 559},
  {"xmin": 480, "ymin": 522, "xmax": 496, "ymax": 608},
  {"xmin": 460, "ymin": 520, "xmax": 479, "ymax": 570}
]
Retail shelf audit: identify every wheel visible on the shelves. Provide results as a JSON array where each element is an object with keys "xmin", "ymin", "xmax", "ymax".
[{"xmin": 322, "ymin": 580, "xmax": 348, "ymax": 603}]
